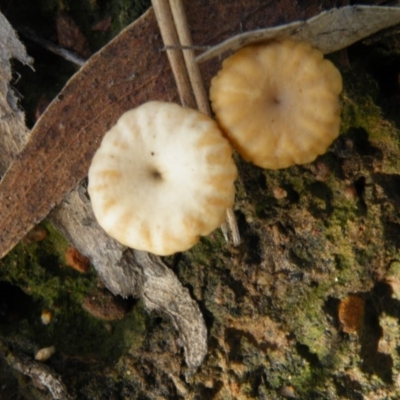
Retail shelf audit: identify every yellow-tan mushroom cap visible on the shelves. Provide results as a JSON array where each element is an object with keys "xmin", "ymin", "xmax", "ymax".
[
  {"xmin": 88, "ymin": 101, "xmax": 237, "ymax": 256},
  {"xmin": 210, "ymin": 39, "xmax": 343, "ymax": 169}
]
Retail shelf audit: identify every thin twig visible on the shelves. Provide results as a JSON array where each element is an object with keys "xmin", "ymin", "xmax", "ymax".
[
  {"xmin": 168, "ymin": 0, "xmax": 240, "ymax": 245},
  {"xmin": 19, "ymin": 28, "xmax": 86, "ymax": 67},
  {"xmin": 163, "ymin": 45, "xmax": 210, "ymax": 50},
  {"xmin": 152, "ymin": 0, "xmax": 241, "ymax": 246},
  {"xmin": 168, "ymin": 0, "xmax": 211, "ymax": 115},
  {"xmin": 151, "ymin": 0, "xmax": 196, "ymax": 108}
]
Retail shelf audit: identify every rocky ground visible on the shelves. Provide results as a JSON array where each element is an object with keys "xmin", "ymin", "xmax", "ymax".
[{"xmin": 1, "ymin": 1, "xmax": 400, "ymax": 399}]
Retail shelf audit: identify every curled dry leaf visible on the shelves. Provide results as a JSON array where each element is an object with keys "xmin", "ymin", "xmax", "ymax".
[{"xmin": 197, "ymin": 5, "xmax": 400, "ymax": 63}]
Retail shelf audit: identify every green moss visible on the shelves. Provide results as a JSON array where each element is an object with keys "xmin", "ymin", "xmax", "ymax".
[
  {"xmin": 387, "ymin": 260, "xmax": 400, "ymax": 278},
  {"xmin": 47, "ymin": 301, "xmax": 146, "ymax": 362},
  {"xmin": 187, "ymin": 230, "xmax": 227, "ymax": 268},
  {"xmin": 283, "ymin": 286, "xmax": 331, "ymax": 358},
  {"xmin": 0, "ymin": 222, "xmax": 147, "ymax": 364},
  {"xmin": 212, "ymin": 55, "xmax": 400, "ymax": 395},
  {"xmin": 0, "ymin": 222, "xmax": 92, "ymax": 306},
  {"xmin": 341, "ymin": 66, "xmax": 400, "ymax": 175}
]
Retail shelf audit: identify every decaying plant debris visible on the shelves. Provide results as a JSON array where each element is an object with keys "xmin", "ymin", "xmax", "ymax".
[
  {"xmin": 2, "ymin": 0, "xmax": 400, "ymax": 398},
  {"xmin": 197, "ymin": 5, "xmax": 400, "ymax": 62}
]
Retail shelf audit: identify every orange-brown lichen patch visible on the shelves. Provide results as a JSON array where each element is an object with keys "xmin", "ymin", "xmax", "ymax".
[
  {"xmin": 81, "ymin": 288, "xmax": 128, "ymax": 321},
  {"xmin": 338, "ymin": 295, "xmax": 365, "ymax": 334},
  {"xmin": 65, "ymin": 246, "xmax": 91, "ymax": 273},
  {"xmin": 228, "ymin": 315, "xmax": 289, "ymax": 352},
  {"xmin": 22, "ymin": 225, "xmax": 48, "ymax": 244}
]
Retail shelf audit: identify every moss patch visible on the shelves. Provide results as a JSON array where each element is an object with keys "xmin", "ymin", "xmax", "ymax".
[{"xmin": 0, "ymin": 222, "xmax": 147, "ymax": 367}]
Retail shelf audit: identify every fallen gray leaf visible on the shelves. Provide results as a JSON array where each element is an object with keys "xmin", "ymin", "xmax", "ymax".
[
  {"xmin": 50, "ymin": 187, "xmax": 141, "ymax": 298},
  {"xmin": 197, "ymin": 5, "xmax": 400, "ymax": 63},
  {"xmin": 0, "ymin": 11, "xmax": 33, "ymax": 172},
  {"xmin": 50, "ymin": 186, "xmax": 207, "ymax": 372},
  {"xmin": 135, "ymin": 251, "xmax": 208, "ymax": 372}
]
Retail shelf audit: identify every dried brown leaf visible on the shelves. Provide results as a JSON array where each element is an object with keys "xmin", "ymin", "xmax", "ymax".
[
  {"xmin": 0, "ymin": 0, "xmax": 330, "ymax": 259},
  {"xmin": 0, "ymin": 7, "xmax": 175, "ymax": 258}
]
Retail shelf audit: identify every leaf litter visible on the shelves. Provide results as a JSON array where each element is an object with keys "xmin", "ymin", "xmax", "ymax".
[{"xmin": 1, "ymin": 2, "xmax": 400, "ymax": 381}]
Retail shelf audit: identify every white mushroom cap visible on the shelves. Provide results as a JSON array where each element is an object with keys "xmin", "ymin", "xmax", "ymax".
[{"xmin": 88, "ymin": 101, "xmax": 237, "ymax": 256}]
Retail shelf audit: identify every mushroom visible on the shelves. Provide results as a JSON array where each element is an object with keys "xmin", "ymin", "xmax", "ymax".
[
  {"xmin": 210, "ymin": 39, "xmax": 342, "ymax": 169},
  {"xmin": 88, "ymin": 101, "xmax": 237, "ymax": 256}
]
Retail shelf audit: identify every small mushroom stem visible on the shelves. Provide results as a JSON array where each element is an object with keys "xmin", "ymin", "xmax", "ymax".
[
  {"xmin": 152, "ymin": 0, "xmax": 241, "ymax": 246},
  {"xmin": 151, "ymin": 0, "xmax": 196, "ymax": 108}
]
